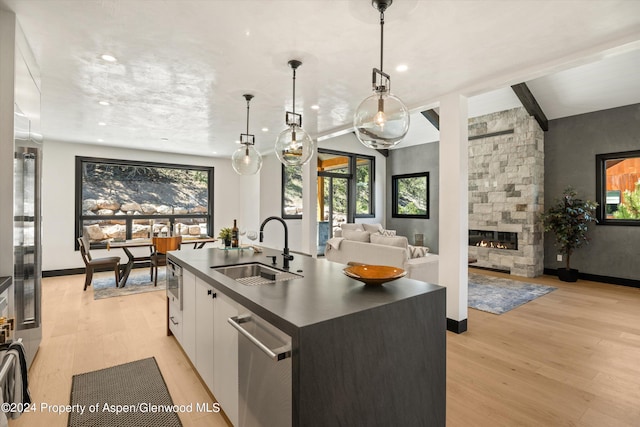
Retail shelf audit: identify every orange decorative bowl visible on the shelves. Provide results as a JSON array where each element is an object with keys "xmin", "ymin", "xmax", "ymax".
[{"xmin": 343, "ymin": 264, "xmax": 406, "ymax": 286}]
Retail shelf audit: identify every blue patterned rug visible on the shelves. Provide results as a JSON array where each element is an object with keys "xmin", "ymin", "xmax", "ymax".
[
  {"xmin": 92, "ymin": 268, "xmax": 166, "ymax": 300},
  {"xmin": 468, "ymin": 273, "xmax": 556, "ymax": 314}
]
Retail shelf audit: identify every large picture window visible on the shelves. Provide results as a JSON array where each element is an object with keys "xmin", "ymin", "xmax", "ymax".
[
  {"xmin": 392, "ymin": 172, "xmax": 429, "ymax": 219},
  {"xmin": 596, "ymin": 150, "xmax": 640, "ymax": 225},
  {"xmin": 75, "ymin": 157, "xmax": 214, "ymax": 247}
]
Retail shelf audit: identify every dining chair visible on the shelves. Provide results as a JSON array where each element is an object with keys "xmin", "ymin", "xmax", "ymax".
[
  {"xmin": 77, "ymin": 235, "xmax": 121, "ymax": 291},
  {"xmin": 151, "ymin": 236, "xmax": 182, "ymax": 286}
]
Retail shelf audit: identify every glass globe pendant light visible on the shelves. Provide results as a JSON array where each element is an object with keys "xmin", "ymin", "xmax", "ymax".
[
  {"xmin": 353, "ymin": 0, "xmax": 410, "ymax": 149},
  {"xmin": 275, "ymin": 60, "xmax": 315, "ymax": 166},
  {"xmin": 232, "ymin": 94, "xmax": 263, "ymax": 175}
]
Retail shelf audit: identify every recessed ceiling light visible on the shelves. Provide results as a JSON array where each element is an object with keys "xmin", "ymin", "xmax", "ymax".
[
  {"xmin": 311, "ymin": 105, "xmax": 320, "ymax": 110},
  {"xmin": 261, "ymin": 127, "xmax": 269, "ymax": 132},
  {"xmin": 97, "ymin": 138, "xmax": 104, "ymax": 142},
  {"xmin": 212, "ymin": 151, "xmax": 217, "ymax": 155},
  {"xmin": 98, "ymin": 100, "xmax": 110, "ymax": 106},
  {"xmin": 245, "ymin": 29, "xmax": 251, "ymax": 36},
  {"xmin": 98, "ymin": 122, "xmax": 106, "ymax": 126},
  {"xmin": 101, "ymin": 54, "xmax": 117, "ymax": 62},
  {"xmin": 396, "ymin": 64, "xmax": 408, "ymax": 72},
  {"xmin": 235, "ymin": 140, "xmax": 241, "ymax": 144}
]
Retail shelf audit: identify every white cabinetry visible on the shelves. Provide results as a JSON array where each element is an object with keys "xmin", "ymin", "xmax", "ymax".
[
  {"xmin": 181, "ymin": 269, "xmax": 197, "ymax": 364},
  {"xmin": 168, "ymin": 297, "xmax": 182, "ymax": 342},
  {"xmin": 195, "ymin": 277, "xmax": 215, "ymax": 392},
  {"xmin": 173, "ymin": 271, "xmax": 239, "ymax": 426},
  {"xmin": 213, "ymin": 292, "xmax": 239, "ymax": 426}
]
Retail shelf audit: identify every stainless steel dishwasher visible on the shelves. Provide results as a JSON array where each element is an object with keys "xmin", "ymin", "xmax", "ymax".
[{"xmin": 228, "ymin": 311, "xmax": 292, "ymax": 427}]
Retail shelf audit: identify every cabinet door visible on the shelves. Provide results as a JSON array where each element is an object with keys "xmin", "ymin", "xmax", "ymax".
[
  {"xmin": 213, "ymin": 293, "xmax": 239, "ymax": 426},
  {"xmin": 181, "ymin": 269, "xmax": 197, "ymax": 364},
  {"xmin": 168, "ymin": 298, "xmax": 182, "ymax": 343},
  {"xmin": 195, "ymin": 277, "xmax": 215, "ymax": 392}
]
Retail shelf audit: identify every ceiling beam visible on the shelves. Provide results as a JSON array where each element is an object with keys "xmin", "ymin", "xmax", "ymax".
[
  {"xmin": 511, "ymin": 83, "xmax": 549, "ymax": 131},
  {"xmin": 421, "ymin": 109, "xmax": 440, "ymax": 130}
]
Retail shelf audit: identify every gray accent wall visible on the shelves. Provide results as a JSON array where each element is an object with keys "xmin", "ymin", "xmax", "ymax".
[
  {"xmin": 386, "ymin": 142, "xmax": 440, "ymax": 253},
  {"xmin": 544, "ymin": 103, "xmax": 640, "ymax": 281}
]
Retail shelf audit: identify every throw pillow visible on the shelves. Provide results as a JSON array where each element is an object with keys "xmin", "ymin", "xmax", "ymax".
[
  {"xmin": 340, "ymin": 223, "xmax": 364, "ymax": 232},
  {"xmin": 380, "ymin": 229, "xmax": 396, "ymax": 237},
  {"xmin": 408, "ymin": 245, "xmax": 430, "ymax": 258},
  {"xmin": 362, "ymin": 223, "xmax": 384, "ymax": 234},
  {"xmin": 342, "ymin": 230, "xmax": 371, "ymax": 243},
  {"xmin": 370, "ymin": 233, "xmax": 408, "ymax": 249}
]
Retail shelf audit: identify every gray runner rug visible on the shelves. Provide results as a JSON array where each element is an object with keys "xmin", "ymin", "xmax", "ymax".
[{"xmin": 68, "ymin": 357, "xmax": 182, "ymax": 427}]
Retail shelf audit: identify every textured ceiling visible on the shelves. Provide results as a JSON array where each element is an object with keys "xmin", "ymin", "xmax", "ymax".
[{"xmin": 2, "ymin": 0, "xmax": 640, "ymax": 157}]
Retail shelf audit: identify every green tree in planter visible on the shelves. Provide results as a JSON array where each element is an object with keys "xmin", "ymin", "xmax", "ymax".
[
  {"xmin": 539, "ymin": 187, "xmax": 598, "ymax": 272},
  {"xmin": 613, "ymin": 181, "xmax": 640, "ymax": 219}
]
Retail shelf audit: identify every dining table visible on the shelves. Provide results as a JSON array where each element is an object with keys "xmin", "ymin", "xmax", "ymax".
[{"xmin": 107, "ymin": 236, "xmax": 217, "ymax": 287}]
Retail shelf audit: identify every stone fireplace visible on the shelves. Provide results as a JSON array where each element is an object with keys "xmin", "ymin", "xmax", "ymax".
[{"xmin": 468, "ymin": 107, "xmax": 544, "ymax": 277}]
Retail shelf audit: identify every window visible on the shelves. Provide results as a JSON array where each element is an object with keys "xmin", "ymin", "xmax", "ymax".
[
  {"xmin": 282, "ymin": 165, "xmax": 303, "ymax": 219},
  {"xmin": 392, "ymin": 172, "xmax": 429, "ymax": 218},
  {"xmin": 356, "ymin": 157, "xmax": 374, "ymax": 216},
  {"xmin": 282, "ymin": 150, "xmax": 375, "ymax": 221},
  {"xmin": 76, "ymin": 157, "xmax": 214, "ymax": 247},
  {"xmin": 596, "ymin": 150, "xmax": 640, "ymax": 225}
]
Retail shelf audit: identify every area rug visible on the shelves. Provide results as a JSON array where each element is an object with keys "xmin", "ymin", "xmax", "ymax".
[
  {"xmin": 92, "ymin": 268, "xmax": 166, "ymax": 300},
  {"xmin": 68, "ymin": 357, "xmax": 182, "ymax": 427},
  {"xmin": 468, "ymin": 273, "xmax": 556, "ymax": 314}
]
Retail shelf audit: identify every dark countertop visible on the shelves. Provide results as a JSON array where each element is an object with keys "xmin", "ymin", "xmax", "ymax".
[
  {"xmin": 169, "ymin": 246, "xmax": 443, "ymax": 335},
  {"xmin": 0, "ymin": 277, "xmax": 11, "ymax": 295}
]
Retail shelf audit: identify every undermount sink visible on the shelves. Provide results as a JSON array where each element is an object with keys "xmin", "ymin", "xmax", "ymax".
[{"xmin": 213, "ymin": 263, "xmax": 302, "ymax": 286}]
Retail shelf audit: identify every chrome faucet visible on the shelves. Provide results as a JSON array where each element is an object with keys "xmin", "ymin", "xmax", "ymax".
[{"xmin": 259, "ymin": 216, "xmax": 294, "ymax": 269}]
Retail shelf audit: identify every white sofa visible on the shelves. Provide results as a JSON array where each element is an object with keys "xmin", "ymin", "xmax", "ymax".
[{"xmin": 324, "ymin": 223, "xmax": 439, "ymax": 285}]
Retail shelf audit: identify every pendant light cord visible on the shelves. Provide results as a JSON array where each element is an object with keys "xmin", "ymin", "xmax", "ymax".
[
  {"xmin": 246, "ymin": 98, "xmax": 250, "ymax": 137},
  {"xmin": 292, "ymin": 67, "xmax": 297, "ymax": 116},
  {"xmin": 379, "ymin": 10, "xmax": 385, "ymax": 73}
]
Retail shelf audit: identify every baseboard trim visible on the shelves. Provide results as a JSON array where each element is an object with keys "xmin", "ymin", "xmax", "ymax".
[
  {"xmin": 447, "ymin": 318, "xmax": 467, "ymax": 334},
  {"xmin": 44, "ymin": 262, "xmax": 151, "ymax": 278},
  {"xmin": 543, "ymin": 268, "xmax": 640, "ymax": 289},
  {"xmin": 43, "ymin": 268, "xmax": 85, "ymax": 277}
]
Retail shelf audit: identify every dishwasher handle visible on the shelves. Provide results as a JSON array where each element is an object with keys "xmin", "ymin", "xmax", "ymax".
[{"xmin": 228, "ymin": 315, "xmax": 291, "ymax": 361}]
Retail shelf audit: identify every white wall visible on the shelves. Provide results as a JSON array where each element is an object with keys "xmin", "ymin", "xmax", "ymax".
[{"xmin": 41, "ymin": 140, "xmax": 241, "ymax": 271}]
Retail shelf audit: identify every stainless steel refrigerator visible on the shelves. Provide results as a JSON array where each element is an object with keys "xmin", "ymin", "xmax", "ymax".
[{"xmin": 13, "ymin": 110, "xmax": 42, "ymax": 368}]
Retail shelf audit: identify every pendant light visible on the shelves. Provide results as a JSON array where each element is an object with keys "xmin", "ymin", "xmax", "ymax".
[
  {"xmin": 275, "ymin": 60, "xmax": 315, "ymax": 166},
  {"xmin": 353, "ymin": 0, "xmax": 410, "ymax": 149},
  {"xmin": 232, "ymin": 94, "xmax": 263, "ymax": 175}
]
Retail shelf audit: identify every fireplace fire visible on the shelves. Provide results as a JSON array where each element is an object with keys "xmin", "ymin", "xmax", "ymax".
[{"xmin": 468, "ymin": 230, "xmax": 518, "ymax": 251}]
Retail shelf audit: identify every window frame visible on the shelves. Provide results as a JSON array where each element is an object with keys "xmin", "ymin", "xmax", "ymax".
[
  {"xmin": 75, "ymin": 156, "xmax": 214, "ymax": 249},
  {"xmin": 595, "ymin": 149, "xmax": 640, "ymax": 226},
  {"xmin": 392, "ymin": 171, "xmax": 430, "ymax": 219},
  {"xmin": 281, "ymin": 164, "xmax": 303, "ymax": 219},
  {"xmin": 281, "ymin": 149, "xmax": 376, "ymax": 220}
]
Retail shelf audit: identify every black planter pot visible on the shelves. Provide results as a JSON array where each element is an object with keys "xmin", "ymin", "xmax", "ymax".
[
  {"xmin": 557, "ymin": 268, "xmax": 579, "ymax": 282},
  {"xmin": 224, "ymin": 238, "xmax": 231, "ymax": 248}
]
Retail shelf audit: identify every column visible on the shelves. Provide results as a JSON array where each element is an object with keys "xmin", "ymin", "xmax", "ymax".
[{"xmin": 438, "ymin": 93, "xmax": 469, "ymax": 333}]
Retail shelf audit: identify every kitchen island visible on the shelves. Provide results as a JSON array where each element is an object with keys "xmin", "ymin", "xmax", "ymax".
[{"xmin": 168, "ymin": 246, "xmax": 446, "ymax": 427}]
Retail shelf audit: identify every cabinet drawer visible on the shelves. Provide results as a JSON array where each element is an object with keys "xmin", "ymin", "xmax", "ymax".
[{"xmin": 168, "ymin": 299, "xmax": 183, "ymax": 343}]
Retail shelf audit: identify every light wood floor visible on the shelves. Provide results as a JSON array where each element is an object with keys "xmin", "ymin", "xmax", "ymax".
[
  {"xmin": 11, "ymin": 268, "xmax": 640, "ymax": 426},
  {"xmin": 13, "ymin": 270, "xmax": 228, "ymax": 427}
]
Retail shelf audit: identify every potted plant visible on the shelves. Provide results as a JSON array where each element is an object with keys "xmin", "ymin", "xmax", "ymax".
[
  {"xmin": 218, "ymin": 227, "xmax": 233, "ymax": 248},
  {"xmin": 539, "ymin": 186, "xmax": 598, "ymax": 282}
]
